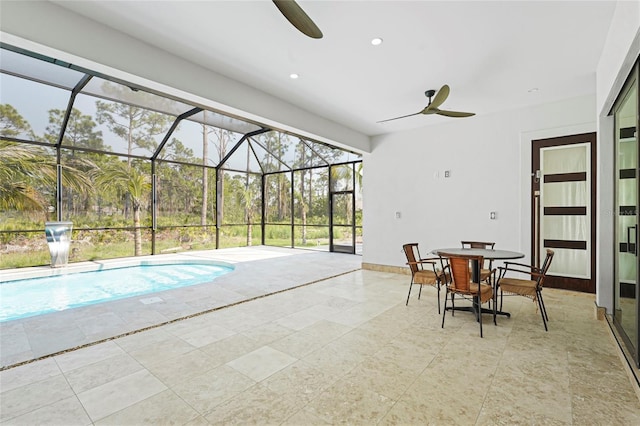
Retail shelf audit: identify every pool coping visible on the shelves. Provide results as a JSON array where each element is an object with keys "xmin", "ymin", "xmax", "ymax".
[{"xmin": 0, "ymin": 253, "xmax": 235, "ymax": 283}]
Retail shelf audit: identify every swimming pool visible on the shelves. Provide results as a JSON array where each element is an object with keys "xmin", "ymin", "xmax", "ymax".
[{"xmin": 0, "ymin": 261, "xmax": 234, "ymax": 322}]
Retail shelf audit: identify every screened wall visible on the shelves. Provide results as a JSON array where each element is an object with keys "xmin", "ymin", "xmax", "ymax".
[{"xmin": 0, "ymin": 45, "xmax": 362, "ymax": 269}]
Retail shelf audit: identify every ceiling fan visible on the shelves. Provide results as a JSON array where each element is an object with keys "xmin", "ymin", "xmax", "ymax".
[
  {"xmin": 378, "ymin": 85, "xmax": 475, "ymax": 123},
  {"xmin": 273, "ymin": 0, "xmax": 323, "ymax": 39}
]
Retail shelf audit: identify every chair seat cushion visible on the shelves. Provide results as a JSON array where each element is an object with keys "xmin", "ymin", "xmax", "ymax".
[
  {"xmin": 479, "ymin": 268, "xmax": 492, "ymax": 280},
  {"xmin": 470, "ymin": 282, "xmax": 493, "ymax": 303},
  {"xmin": 499, "ymin": 277, "xmax": 538, "ymax": 300},
  {"xmin": 451, "ymin": 282, "xmax": 493, "ymax": 303},
  {"xmin": 413, "ymin": 269, "xmax": 438, "ymax": 285}
]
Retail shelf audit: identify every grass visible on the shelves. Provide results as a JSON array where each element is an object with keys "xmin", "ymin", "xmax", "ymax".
[
  {"xmin": 0, "ymin": 236, "xmax": 334, "ymax": 269},
  {"xmin": 0, "ymin": 221, "xmax": 357, "ymax": 269}
]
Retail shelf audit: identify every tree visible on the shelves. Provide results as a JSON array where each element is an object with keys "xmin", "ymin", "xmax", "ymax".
[
  {"xmin": 45, "ymin": 108, "xmax": 104, "ymax": 150},
  {"xmin": 44, "ymin": 108, "xmax": 105, "ymax": 216},
  {"xmin": 243, "ymin": 148, "xmax": 262, "ymax": 246},
  {"xmin": 95, "ymin": 88, "xmax": 172, "ymax": 221},
  {"xmin": 196, "ymin": 123, "xmax": 237, "ymax": 229},
  {"xmin": 94, "ymin": 160, "xmax": 150, "ymax": 256},
  {"xmin": 0, "ymin": 106, "xmax": 43, "ymax": 210},
  {"xmin": 0, "ymin": 104, "xmax": 94, "ymax": 214},
  {"xmin": 260, "ymin": 132, "xmax": 291, "ymax": 222},
  {"xmin": 210, "ymin": 127, "xmax": 233, "ymax": 225},
  {"xmin": 0, "ymin": 141, "xmax": 95, "ymax": 212},
  {"xmin": 275, "ymin": 137, "xmax": 289, "ymax": 221},
  {"xmin": 95, "ymin": 96, "xmax": 172, "ymax": 163},
  {"xmin": 295, "ymin": 143, "xmax": 309, "ymax": 244},
  {"xmin": 201, "ymin": 121, "xmax": 210, "ymax": 226},
  {"xmin": 0, "ymin": 141, "xmax": 50, "ymax": 211},
  {"xmin": 0, "ymin": 104, "xmax": 35, "ymax": 139}
]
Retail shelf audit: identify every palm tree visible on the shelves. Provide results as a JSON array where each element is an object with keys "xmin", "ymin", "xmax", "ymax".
[
  {"xmin": 0, "ymin": 141, "xmax": 49, "ymax": 210},
  {"xmin": 94, "ymin": 161, "xmax": 150, "ymax": 256},
  {"xmin": 0, "ymin": 141, "xmax": 94, "ymax": 213}
]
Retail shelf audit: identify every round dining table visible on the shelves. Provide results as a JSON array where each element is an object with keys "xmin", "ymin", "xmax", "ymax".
[
  {"xmin": 431, "ymin": 247, "xmax": 525, "ymax": 317},
  {"xmin": 431, "ymin": 247, "xmax": 525, "ymax": 262}
]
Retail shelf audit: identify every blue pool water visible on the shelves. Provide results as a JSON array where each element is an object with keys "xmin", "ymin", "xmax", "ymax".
[{"xmin": 0, "ymin": 262, "xmax": 233, "ymax": 322}]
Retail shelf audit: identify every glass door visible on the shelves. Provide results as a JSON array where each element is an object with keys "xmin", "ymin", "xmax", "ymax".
[
  {"xmin": 531, "ymin": 133, "xmax": 596, "ymax": 293},
  {"xmin": 614, "ymin": 68, "xmax": 639, "ymax": 365},
  {"xmin": 330, "ymin": 164, "xmax": 356, "ymax": 254},
  {"xmin": 331, "ymin": 192, "xmax": 355, "ymax": 253}
]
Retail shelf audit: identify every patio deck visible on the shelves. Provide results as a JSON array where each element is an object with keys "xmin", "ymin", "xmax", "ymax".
[{"xmin": 1, "ymin": 246, "xmax": 639, "ymax": 424}]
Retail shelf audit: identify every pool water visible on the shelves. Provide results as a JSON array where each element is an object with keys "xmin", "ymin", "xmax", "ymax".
[{"xmin": 0, "ymin": 262, "xmax": 233, "ymax": 322}]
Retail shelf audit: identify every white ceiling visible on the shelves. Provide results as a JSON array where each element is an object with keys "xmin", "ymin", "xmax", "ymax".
[{"xmin": 51, "ymin": 0, "xmax": 617, "ymax": 137}]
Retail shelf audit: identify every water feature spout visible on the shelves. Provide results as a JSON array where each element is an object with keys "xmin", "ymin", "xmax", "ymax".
[{"xmin": 44, "ymin": 221, "xmax": 73, "ymax": 267}]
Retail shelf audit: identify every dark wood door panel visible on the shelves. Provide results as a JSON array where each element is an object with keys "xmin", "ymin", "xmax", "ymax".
[
  {"xmin": 532, "ymin": 132, "xmax": 597, "ymax": 293},
  {"xmin": 545, "ymin": 275, "xmax": 595, "ymax": 293}
]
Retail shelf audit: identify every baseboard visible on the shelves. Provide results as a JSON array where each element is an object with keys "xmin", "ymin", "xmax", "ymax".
[
  {"xmin": 361, "ymin": 262, "xmax": 408, "ymax": 275},
  {"xmin": 595, "ymin": 304, "xmax": 606, "ymax": 320}
]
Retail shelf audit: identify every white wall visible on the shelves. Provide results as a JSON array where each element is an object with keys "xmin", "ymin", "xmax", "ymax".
[
  {"xmin": 0, "ymin": 0, "xmax": 370, "ymax": 154},
  {"xmin": 364, "ymin": 95, "xmax": 596, "ymax": 269},
  {"xmin": 595, "ymin": 1, "xmax": 640, "ymax": 311},
  {"xmin": 596, "ymin": 1, "xmax": 640, "ymax": 117}
]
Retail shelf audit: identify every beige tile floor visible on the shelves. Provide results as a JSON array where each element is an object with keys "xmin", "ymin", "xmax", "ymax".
[
  {"xmin": 1, "ymin": 248, "xmax": 640, "ymax": 425},
  {"xmin": 0, "ymin": 247, "xmax": 362, "ymax": 368}
]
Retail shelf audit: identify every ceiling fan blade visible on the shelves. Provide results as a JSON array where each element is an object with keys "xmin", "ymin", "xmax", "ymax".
[
  {"xmin": 380, "ymin": 85, "xmax": 472, "ymax": 122},
  {"xmin": 377, "ymin": 111, "xmax": 421, "ymax": 123},
  {"xmin": 436, "ymin": 109, "xmax": 476, "ymax": 118},
  {"xmin": 419, "ymin": 105, "xmax": 437, "ymax": 115},
  {"xmin": 425, "ymin": 84, "xmax": 450, "ymax": 112},
  {"xmin": 273, "ymin": 0, "xmax": 323, "ymax": 39}
]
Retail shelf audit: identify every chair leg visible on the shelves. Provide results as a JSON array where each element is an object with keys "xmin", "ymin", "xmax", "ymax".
[
  {"xmin": 406, "ymin": 281, "xmax": 413, "ymax": 306},
  {"xmin": 479, "ymin": 299, "xmax": 483, "ymax": 338},
  {"xmin": 539, "ymin": 291, "xmax": 549, "ymax": 321},
  {"xmin": 493, "ymin": 295, "xmax": 497, "ymax": 326},
  {"xmin": 437, "ymin": 283, "xmax": 441, "ymax": 314},
  {"xmin": 472, "ymin": 297, "xmax": 480, "ymax": 322},
  {"xmin": 441, "ymin": 290, "xmax": 449, "ymax": 328},
  {"xmin": 418, "ymin": 283, "xmax": 423, "ymax": 300},
  {"xmin": 537, "ymin": 291, "xmax": 548, "ymax": 331},
  {"xmin": 492, "ymin": 280, "xmax": 498, "ymax": 326},
  {"xmin": 451, "ymin": 293, "xmax": 455, "ymax": 316}
]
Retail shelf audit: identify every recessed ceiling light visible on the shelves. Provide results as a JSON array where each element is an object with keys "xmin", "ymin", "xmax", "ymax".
[
  {"xmin": 371, "ymin": 38, "xmax": 383, "ymax": 46},
  {"xmin": 290, "ymin": 73, "xmax": 299, "ymax": 79}
]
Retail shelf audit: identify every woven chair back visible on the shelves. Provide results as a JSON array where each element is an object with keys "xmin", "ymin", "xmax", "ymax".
[
  {"xmin": 403, "ymin": 243, "xmax": 421, "ymax": 274},
  {"xmin": 538, "ymin": 249, "xmax": 555, "ymax": 286},
  {"xmin": 449, "ymin": 255, "xmax": 483, "ymax": 292},
  {"xmin": 461, "ymin": 241, "xmax": 495, "ymax": 249}
]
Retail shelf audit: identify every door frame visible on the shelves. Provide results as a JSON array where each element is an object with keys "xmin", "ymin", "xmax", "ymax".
[
  {"xmin": 531, "ymin": 132, "xmax": 597, "ymax": 293},
  {"xmin": 329, "ymin": 164, "xmax": 357, "ymax": 254},
  {"xmin": 329, "ymin": 190, "xmax": 356, "ymax": 254}
]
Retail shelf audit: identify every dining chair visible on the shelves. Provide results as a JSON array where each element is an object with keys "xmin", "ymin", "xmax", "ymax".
[
  {"xmin": 403, "ymin": 243, "xmax": 450, "ymax": 313},
  {"xmin": 461, "ymin": 240, "xmax": 496, "ymax": 283},
  {"xmin": 442, "ymin": 254, "xmax": 495, "ymax": 337},
  {"xmin": 495, "ymin": 249, "xmax": 555, "ymax": 331}
]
